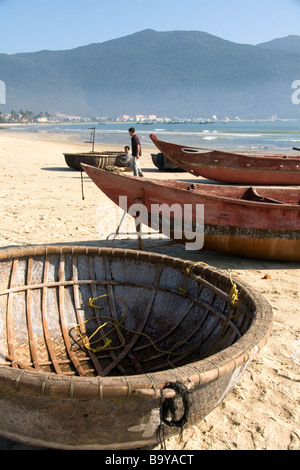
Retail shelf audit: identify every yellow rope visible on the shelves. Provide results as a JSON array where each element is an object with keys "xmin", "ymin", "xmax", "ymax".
[
  {"xmin": 178, "ymin": 262, "xmax": 239, "ymax": 308},
  {"xmin": 74, "ymin": 294, "xmax": 128, "ymax": 353},
  {"xmin": 178, "ymin": 261, "xmax": 208, "ymax": 297},
  {"xmin": 74, "ymin": 268, "xmax": 239, "ymax": 367},
  {"xmin": 228, "ymin": 271, "xmax": 239, "ymax": 306},
  {"xmin": 73, "ymin": 294, "xmax": 193, "ymax": 368}
]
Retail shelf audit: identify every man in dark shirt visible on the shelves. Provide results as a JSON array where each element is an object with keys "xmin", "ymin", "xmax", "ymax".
[{"xmin": 128, "ymin": 127, "xmax": 144, "ymax": 176}]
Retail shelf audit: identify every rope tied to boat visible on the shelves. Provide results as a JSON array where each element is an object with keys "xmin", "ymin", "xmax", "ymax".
[
  {"xmin": 157, "ymin": 381, "xmax": 192, "ymax": 449},
  {"xmin": 228, "ymin": 271, "xmax": 239, "ymax": 306},
  {"xmin": 71, "ymin": 294, "xmax": 193, "ymax": 367},
  {"xmin": 73, "ymin": 294, "xmax": 128, "ymax": 353},
  {"xmin": 178, "ymin": 261, "xmax": 208, "ymax": 296},
  {"xmin": 178, "ymin": 262, "xmax": 239, "ymax": 307}
]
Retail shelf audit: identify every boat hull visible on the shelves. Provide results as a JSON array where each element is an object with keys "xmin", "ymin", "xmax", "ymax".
[
  {"xmin": 150, "ymin": 134, "xmax": 300, "ymax": 185},
  {"xmin": 81, "ymin": 164, "xmax": 300, "ymax": 261},
  {"xmin": 147, "ymin": 215, "xmax": 299, "ymax": 261},
  {"xmin": 64, "ymin": 152, "xmax": 127, "ymax": 171},
  {"xmin": 0, "ymin": 245, "xmax": 272, "ymax": 449},
  {"xmin": 151, "ymin": 153, "xmax": 184, "ymax": 171}
]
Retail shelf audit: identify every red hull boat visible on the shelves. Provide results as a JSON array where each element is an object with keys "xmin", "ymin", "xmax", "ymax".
[
  {"xmin": 150, "ymin": 134, "xmax": 300, "ymax": 185},
  {"xmin": 81, "ymin": 164, "xmax": 300, "ymax": 261}
]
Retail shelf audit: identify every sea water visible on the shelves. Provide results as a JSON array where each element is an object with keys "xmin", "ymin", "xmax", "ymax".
[{"xmin": 6, "ymin": 119, "xmax": 300, "ymax": 153}]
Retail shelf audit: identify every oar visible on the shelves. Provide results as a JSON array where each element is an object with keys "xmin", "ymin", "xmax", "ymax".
[{"xmin": 293, "ymin": 147, "xmax": 300, "ymax": 151}]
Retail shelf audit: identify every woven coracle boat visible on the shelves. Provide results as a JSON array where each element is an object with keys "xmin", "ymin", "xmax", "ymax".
[
  {"xmin": 64, "ymin": 151, "xmax": 128, "ymax": 171},
  {"xmin": 151, "ymin": 153, "xmax": 184, "ymax": 171},
  {"xmin": 0, "ymin": 245, "xmax": 272, "ymax": 450}
]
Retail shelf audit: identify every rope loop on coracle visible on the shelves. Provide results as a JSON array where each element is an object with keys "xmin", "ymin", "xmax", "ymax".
[{"xmin": 156, "ymin": 381, "xmax": 192, "ymax": 449}]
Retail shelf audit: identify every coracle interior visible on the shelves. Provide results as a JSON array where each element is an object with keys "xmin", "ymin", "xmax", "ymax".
[{"xmin": 0, "ymin": 253, "xmax": 254, "ymax": 377}]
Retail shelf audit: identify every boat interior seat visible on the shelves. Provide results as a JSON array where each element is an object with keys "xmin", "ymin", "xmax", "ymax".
[{"xmin": 241, "ymin": 187, "xmax": 284, "ymax": 204}]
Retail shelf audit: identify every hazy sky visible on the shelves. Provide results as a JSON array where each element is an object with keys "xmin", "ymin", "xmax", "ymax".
[{"xmin": 1, "ymin": 0, "xmax": 300, "ymax": 54}]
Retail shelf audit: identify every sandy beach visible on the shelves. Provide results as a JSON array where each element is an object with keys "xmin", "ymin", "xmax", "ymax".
[{"xmin": 0, "ymin": 128, "xmax": 299, "ymax": 451}]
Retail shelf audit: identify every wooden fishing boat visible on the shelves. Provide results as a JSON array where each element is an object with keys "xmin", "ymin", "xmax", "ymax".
[
  {"xmin": 0, "ymin": 245, "xmax": 272, "ymax": 449},
  {"xmin": 150, "ymin": 134, "xmax": 300, "ymax": 185},
  {"xmin": 64, "ymin": 151, "xmax": 128, "ymax": 171},
  {"xmin": 151, "ymin": 152, "xmax": 184, "ymax": 171},
  {"xmin": 81, "ymin": 164, "xmax": 300, "ymax": 261}
]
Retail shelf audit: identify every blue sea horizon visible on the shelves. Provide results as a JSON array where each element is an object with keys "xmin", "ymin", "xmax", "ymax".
[{"xmin": 5, "ymin": 119, "xmax": 300, "ymax": 153}]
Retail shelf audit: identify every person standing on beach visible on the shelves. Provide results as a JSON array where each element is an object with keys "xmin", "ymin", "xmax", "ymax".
[{"xmin": 128, "ymin": 127, "xmax": 144, "ymax": 177}]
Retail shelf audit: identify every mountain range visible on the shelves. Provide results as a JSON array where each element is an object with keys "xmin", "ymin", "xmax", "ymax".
[{"xmin": 1, "ymin": 29, "xmax": 300, "ymax": 119}]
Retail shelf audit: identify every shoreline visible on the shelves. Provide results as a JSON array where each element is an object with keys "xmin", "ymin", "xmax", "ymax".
[
  {"xmin": 2, "ymin": 122, "xmax": 300, "ymax": 154},
  {"xmin": 0, "ymin": 130, "xmax": 299, "ymax": 450}
]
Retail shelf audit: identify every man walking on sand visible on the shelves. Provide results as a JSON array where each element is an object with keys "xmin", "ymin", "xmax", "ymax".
[{"xmin": 128, "ymin": 127, "xmax": 144, "ymax": 177}]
